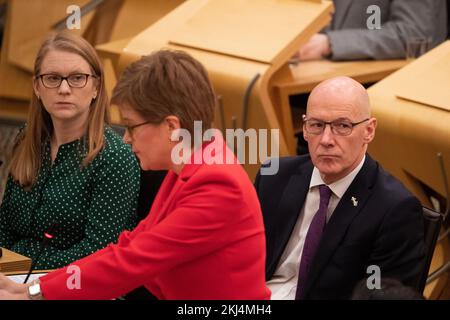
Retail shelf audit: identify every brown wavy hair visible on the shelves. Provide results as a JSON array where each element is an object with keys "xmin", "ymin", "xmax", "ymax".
[
  {"xmin": 111, "ymin": 50, "xmax": 216, "ymax": 135},
  {"xmin": 9, "ymin": 32, "xmax": 110, "ymax": 188}
]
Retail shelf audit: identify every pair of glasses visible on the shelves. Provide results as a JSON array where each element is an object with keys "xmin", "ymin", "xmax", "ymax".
[
  {"xmin": 125, "ymin": 120, "xmax": 154, "ymax": 137},
  {"xmin": 37, "ymin": 73, "xmax": 97, "ymax": 88},
  {"xmin": 303, "ymin": 115, "xmax": 369, "ymax": 136}
]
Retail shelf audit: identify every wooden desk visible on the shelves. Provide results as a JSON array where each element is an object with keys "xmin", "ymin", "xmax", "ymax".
[
  {"xmin": 0, "ymin": 247, "xmax": 31, "ymax": 274},
  {"xmin": 367, "ymin": 42, "xmax": 450, "ymax": 299},
  {"xmin": 424, "ymin": 238, "xmax": 450, "ymax": 299},
  {"xmin": 0, "ymin": 98, "xmax": 30, "ymax": 121},
  {"xmin": 98, "ymin": 0, "xmax": 334, "ymax": 179},
  {"xmin": 367, "ymin": 42, "xmax": 450, "ymax": 206},
  {"xmin": 269, "ymin": 59, "xmax": 409, "ymax": 154}
]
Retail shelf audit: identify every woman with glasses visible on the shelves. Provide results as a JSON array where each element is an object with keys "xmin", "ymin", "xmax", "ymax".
[
  {"xmin": 0, "ymin": 32, "xmax": 140, "ymax": 270},
  {"xmin": 0, "ymin": 50, "xmax": 270, "ymax": 300}
]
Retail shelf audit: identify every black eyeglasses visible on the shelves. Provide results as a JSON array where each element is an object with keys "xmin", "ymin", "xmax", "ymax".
[
  {"xmin": 303, "ymin": 115, "xmax": 369, "ymax": 136},
  {"xmin": 125, "ymin": 120, "xmax": 154, "ymax": 137},
  {"xmin": 37, "ymin": 73, "xmax": 97, "ymax": 88}
]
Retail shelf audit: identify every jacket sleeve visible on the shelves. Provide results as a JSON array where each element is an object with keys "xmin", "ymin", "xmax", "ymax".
[
  {"xmin": 327, "ymin": 0, "xmax": 447, "ymax": 60},
  {"xmin": 368, "ymin": 195, "xmax": 425, "ymax": 287},
  {"xmin": 39, "ymin": 170, "xmax": 251, "ymax": 299}
]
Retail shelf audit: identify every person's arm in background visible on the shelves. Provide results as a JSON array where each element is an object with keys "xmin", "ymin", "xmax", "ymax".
[
  {"xmin": 299, "ymin": 0, "xmax": 447, "ymax": 61},
  {"xmin": 327, "ymin": 0, "xmax": 447, "ymax": 60},
  {"xmin": 31, "ymin": 147, "xmax": 141, "ymax": 270}
]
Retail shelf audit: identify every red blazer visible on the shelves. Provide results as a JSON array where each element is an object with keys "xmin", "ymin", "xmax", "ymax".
[{"xmin": 40, "ymin": 136, "xmax": 270, "ymax": 300}]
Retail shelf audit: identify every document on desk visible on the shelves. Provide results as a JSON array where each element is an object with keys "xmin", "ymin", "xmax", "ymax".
[{"xmin": 7, "ymin": 273, "xmax": 47, "ymax": 284}]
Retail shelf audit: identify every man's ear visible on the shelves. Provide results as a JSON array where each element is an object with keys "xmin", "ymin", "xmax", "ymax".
[
  {"xmin": 303, "ymin": 123, "xmax": 309, "ymax": 142},
  {"xmin": 364, "ymin": 118, "xmax": 377, "ymax": 143}
]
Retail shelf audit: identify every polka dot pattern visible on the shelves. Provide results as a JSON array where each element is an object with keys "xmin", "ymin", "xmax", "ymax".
[{"xmin": 0, "ymin": 126, "xmax": 140, "ymax": 270}]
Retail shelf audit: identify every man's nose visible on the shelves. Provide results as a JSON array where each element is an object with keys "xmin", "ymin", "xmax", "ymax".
[{"xmin": 319, "ymin": 124, "xmax": 335, "ymax": 145}]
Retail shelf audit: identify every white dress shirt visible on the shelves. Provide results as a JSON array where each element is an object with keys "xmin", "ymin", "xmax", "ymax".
[{"xmin": 267, "ymin": 156, "xmax": 366, "ymax": 300}]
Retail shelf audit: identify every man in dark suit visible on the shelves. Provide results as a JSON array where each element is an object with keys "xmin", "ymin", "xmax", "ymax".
[
  {"xmin": 297, "ymin": 0, "xmax": 447, "ymax": 61},
  {"xmin": 254, "ymin": 76, "xmax": 425, "ymax": 299}
]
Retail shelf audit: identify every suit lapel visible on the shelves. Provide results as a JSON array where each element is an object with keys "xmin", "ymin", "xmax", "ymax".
[
  {"xmin": 154, "ymin": 178, "xmax": 186, "ymax": 225},
  {"xmin": 146, "ymin": 134, "xmax": 222, "ymax": 228},
  {"xmin": 145, "ymin": 172, "xmax": 180, "ymax": 227},
  {"xmin": 267, "ymin": 161, "xmax": 313, "ymax": 278},
  {"xmin": 303, "ymin": 156, "xmax": 379, "ymax": 297},
  {"xmin": 332, "ymin": 0, "xmax": 353, "ymax": 29}
]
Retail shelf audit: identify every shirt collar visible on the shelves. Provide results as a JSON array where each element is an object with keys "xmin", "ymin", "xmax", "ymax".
[{"xmin": 310, "ymin": 155, "xmax": 366, "ymax": 198}]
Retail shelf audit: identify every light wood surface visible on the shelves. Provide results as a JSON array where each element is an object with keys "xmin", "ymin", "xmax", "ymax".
[
  {"xmin": 168, "ymin": 0, "xmax": 333, "ymax": 64},
  {"xmin": 0, "ymin": 0, "xmax": 93, "ymax": 101},
  {"xmin": 0, "ymin": 248, "xmax": 31, "ymax": 274},
  {"xmin": 272, "ymin": 59, "xmax": 408, "ymax": 95},
  {"xmin": 6, "ymin": 0, "xmax": 92, "ymax": 72},
  {"xmin": 368, "ymin": 41, "xmax": 450, "ymax": 206},
  {"xmin": 0, "ymin": 98, "xmax": 29, "ymax": 121},
  {"xmin": 367, "ymin": 41, "xmax": 450, "ymax": 299},
  {"xmin": 0, "ymin": 2, "xmax": 33, "ymax": 101},
  {"xmin": 98, "ymin": 0, "xmax": 333, "ymax": 179},
  {"xmin": 424, "ymin": 237, "xmax": 450, "ymax": 299},
  {"xmin": 396, "ymin": 52, "xmax": 450, "ymax": 112},
  {"xmin": 114, "ymin": 1, "xmax": 185, "ymax": 39}
]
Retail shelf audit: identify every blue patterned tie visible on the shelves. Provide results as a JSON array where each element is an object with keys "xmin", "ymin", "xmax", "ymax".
[{"xmin": 296, "ymin": 184, "xmax": 332, "ymax": 299}]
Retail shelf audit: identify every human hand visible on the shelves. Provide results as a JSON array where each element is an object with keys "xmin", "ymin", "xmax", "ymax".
[
  {"xmin": 0, "ymin": 273, "xmax": 29, "ymax": 300},
  {"xmin": 297, "ymin": 34, "xmax": 331, "ymax": 61}
]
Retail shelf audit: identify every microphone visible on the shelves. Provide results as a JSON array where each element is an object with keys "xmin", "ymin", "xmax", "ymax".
[{"xmin": 23, "ymin": 222, "xmax": 59, "ymax": 284}]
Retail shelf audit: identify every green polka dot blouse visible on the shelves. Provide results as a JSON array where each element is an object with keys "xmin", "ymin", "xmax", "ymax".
[{"xmin": 0, "ymin": 126, "xmax": 140, "ymax": 270}]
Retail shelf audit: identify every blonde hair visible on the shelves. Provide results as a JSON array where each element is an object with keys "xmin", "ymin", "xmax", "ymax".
[{"xmin": 9, "ymin": 32, "xmax": 110, "ymax": 188}]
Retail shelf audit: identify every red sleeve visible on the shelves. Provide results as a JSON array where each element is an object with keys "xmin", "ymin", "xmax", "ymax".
[
  {"xmin": 40, "ymin": 170, "xmax": 248, "ymax": 299},
  {"xmin": 40, "ymin": 228, "xmax": 138, "ymax": 282}
]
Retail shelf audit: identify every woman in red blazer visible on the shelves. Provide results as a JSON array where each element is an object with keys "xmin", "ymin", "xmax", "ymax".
[{"xmin": 0, "ymin": 50, "xmax": 270, "ymax": 300}]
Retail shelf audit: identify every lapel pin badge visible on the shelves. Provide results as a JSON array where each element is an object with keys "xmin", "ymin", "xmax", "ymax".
[{"xmin": 351, "ymin": 196, "xmax": 358, "ymax": 207}]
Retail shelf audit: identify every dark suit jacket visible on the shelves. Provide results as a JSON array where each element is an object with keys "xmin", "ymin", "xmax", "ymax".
[{"xmin": 254, "ymin": 154, "xmax": 425, "ymax": 299}]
